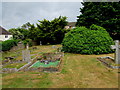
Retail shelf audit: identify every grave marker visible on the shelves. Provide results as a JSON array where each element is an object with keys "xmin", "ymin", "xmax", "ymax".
[
  {"xmin": 26, "ymin": 43, "xmax": 29, "ymax": 49},
  {"xmin": 40, "ymin": 41, "xmax": 42, "ymax": 45},
  {"xmin": 111, "ymin": 40, "xmax": 120, "ymax": 64},
  {"xmin": 22, "ymin": 49, "xmax": 31, "ymax": 62},
  {"xmin": 52, "ymin": 45, "xmax": 57, "ymax": 48}
]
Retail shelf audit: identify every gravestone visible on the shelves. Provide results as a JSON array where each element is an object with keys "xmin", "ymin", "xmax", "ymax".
[
  {"xmin": 40, "ymin": 41, "xmax": 42, "ymax": 45},
  {"xmin": 26, "ymin": 43, "xmax": 29, "ymax": 49},
  {"xmin": 111, "ymin": 40, "xmax": 120, "ymax": 64},
  {"xmin": 52, "ymin": 45, "xmax": 57, "ymax": 49},
  {"xmin": 22, "ymin": 49, "xmax": 31, "ymax": 62}
]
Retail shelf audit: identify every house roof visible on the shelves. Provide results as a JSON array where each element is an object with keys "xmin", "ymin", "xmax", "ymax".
[
  {"xmin": 0, "ymin": 26, "xmax": 12, "ymax": 35},
  {"xmin": 67, "ymin": 22, "xmax": 76, "ymax": 27}
]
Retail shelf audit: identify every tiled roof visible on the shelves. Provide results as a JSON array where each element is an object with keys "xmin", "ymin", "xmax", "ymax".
[{"xmin": 0, "ymin": 26, "xmax": 12, "ymax": 35}]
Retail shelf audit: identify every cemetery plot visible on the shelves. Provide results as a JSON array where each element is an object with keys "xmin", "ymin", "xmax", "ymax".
[
  {"xmin": 2, "ymin": 45, "xmax": 118, "ymax": 88},
  {"xmin": 111, "ymin": 40, "xmax": 120, "ymax": 64},
  {"xmin": 31, "ymin": 61, "xmax": 60, "ymax": 67},
  {"xmin": 2, "ymin": 63, "xmax": 27, "ymax": 73},
  {"xmin": 28, "ymin": 52, "xmax": 63, "ymax": 72},
  {"xmin": 2, "ymin": 45, "xmax": 63, "ymax": 73},
  {"xmin": 2, "ymin": 49, "xmax": 32, "ymax": 73},
  {"xmin": 97, "ymin": 40, "xmax": 120, "ymax": 69},
  {"xmin": 97, "ymin": 57, "xmax": 120, "ymax": 69}
]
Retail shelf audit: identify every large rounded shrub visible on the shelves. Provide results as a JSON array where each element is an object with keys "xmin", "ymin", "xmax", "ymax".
[{"xmin": 62, "ymin": 24, "xmax": 114, "ymax": 54}]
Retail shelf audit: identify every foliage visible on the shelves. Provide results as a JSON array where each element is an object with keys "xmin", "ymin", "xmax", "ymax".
[
  {"xmin": 9, "ymin": 28, "xmax": 24, "ymax": 40},
  {"xmin": 76, "ymin": 2, "xmax": 120, "ymax": 40},
  {"xmin": 26, "ymin": 24, "xmax": 37, "ymax": 41},
  {"xmin": 22, "ymin": 39, "xmax": 32, "ymax": 47},
  {"xmin": 20, "ymin": 22, "xmax": 36, "ymax": 40},
  {"xmin": 36, "ymin": 16, "xmax": 68, "ymax": 44},
  {"xmin": 62, "ymin": 25, "xmax": 114, "ymax": 54},
  {"xmin": 2, "ymin": 40, "xmax": 18, "ymax": 51},
  {"xmin": 9, "ymin": 22, "xmax": 35, "ymax": 40},
  {"xmin": 8, "ymin": 16, "xmax": 67, "ymax": 45}
]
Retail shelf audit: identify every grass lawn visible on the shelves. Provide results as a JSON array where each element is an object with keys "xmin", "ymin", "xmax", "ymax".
[{"xmin": 2, "ymin": 45, "xmax": 118, "ymax": 88}]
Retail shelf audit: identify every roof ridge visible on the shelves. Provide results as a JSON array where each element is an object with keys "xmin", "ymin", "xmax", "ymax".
[{"xmin": 0, "ymin": 26, "xmax": 12, "ymax": 35}]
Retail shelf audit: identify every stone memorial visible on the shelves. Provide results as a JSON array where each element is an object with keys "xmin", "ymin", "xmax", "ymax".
[
  {"xmin": 40, "ymin": 41, "xmax": 42, "ymax": 45},
  {"xmin": 111, "ymin": 40, "xmax": 120, "ymax": 64},
  {"xmin": 22, "ymin": 49, "xmax": 31, "ymax": 62},
  {"xmin": 52, "ymin": 45, "xmax": 57, "ymax": 49},
  {"xmin": 26, "ymin": 43, "xmax": 29, "ymax": 49}
]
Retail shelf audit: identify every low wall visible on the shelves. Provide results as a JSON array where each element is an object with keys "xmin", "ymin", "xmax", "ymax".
[{"xmin": 17, "ymin": 62, "xmax": 32, "ymax": 71}]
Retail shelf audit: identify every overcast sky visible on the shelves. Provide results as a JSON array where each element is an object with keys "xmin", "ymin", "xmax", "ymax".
[{"xmin": 1, "ymin": 2, "xmax": 83, "ymax": 29}]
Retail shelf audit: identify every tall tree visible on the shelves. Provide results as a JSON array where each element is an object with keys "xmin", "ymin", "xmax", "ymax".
[
  {"xmin": 20, "ymin": 22, "xmax": 36, "ymax": 40},
  {"xmin": 9, "ymin": 22, "xmax": 36, "ymax": 40},
  {"xmin": 76, "ymin": 2, "xmax": 120, "ymax": 40},
  {"xmin": 36, "ymin": 16, "xmax": 68, "ymax": 44},
  {"xmin": 9, "ymin": 28, "xmax": 24, "ymax": 40},
  {"xmin": 9, "ymin": 16, "xmax": 68, "ymax": 44}
]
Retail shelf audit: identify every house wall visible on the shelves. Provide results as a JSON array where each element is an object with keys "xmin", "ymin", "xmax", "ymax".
[
  {"xmin": 64, "ymin": 26, "xmax": 76, "ymax": 30},
  {"xmin": 0, "ymin": 35, "xmax": 13, "ymax": 41},
  {"xmin": 64, "ymin": 26, "xmax": 70, "ymax": 29}
]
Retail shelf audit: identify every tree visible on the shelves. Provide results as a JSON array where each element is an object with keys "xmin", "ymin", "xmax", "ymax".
[
  {"xmin": 8, "ymin": 16, "xmax": 68, "ymax": 45},
  {"xmin": 36, "ymin": 16, "xmax": 68, "ymax": 44},
  {"xmin": 9, "ymin": 22, "xmax": 36, "ymax": 40},
  {"xmin": 9, "ymin": 28, "xmax": 24, "ymax": 40},
  {"xmin": 76, "ymin": 2, "xmax": 120, "ymax": 40},
  {"xmin": 20, "ymin": 22, "xmax": 36, "ymax": 40},
  {"xmin": 27, "ymin": 24, "xmax": 37, "ymax": 41}
]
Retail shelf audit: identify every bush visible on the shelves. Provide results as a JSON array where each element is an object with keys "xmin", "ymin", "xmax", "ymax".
[
  {"xmin": 62, "ymin": 25, "xmax": 114, "ymax": 54},
  {"xmin": 2, "ymin": 40, "xmax": 18, "ymax": 51},
  {"xmin": 22, "ymin": 39, "xmax": 32, "ymax": 47}
]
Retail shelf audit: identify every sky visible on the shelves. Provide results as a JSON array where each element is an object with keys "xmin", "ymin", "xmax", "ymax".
[{"xmin": 1, "ymin": 1, "xmax": 83, "ymax": 29}]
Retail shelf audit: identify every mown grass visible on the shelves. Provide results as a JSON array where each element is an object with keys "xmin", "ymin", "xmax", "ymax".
[
  {"xmin": 2, "ymin": 45, "xmax": 118, "ymax": 88},
  {"xmin": 2, "ymin": 72, "xmax": 51, "ymax": 88}
]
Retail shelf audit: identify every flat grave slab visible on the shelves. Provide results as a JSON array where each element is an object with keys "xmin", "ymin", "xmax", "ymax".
[
  {"xmin": 28, "ymin": 52, "xmax": 63, "ymax": 72},
  {"xmin": 31, "ymin": 60, "xmax": 60, "ymax": 68},
  {"xmin": 97, "ymin": 40, "xmax": 120, "ymax": 69}
]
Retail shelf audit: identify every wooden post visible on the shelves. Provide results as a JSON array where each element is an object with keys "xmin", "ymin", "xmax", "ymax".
[{"xmin": 111, "ymin": 40, "xmax": 120, "ymax": 64}]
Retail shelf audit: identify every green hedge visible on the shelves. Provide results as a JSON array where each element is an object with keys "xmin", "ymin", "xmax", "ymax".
[
  {"xmin": 62, "ymin": 24, "xmax": 114, "ymax": 54},
  {"xmin": 2, "ymin": 40, "xmax": 18, "ymax": 51}
]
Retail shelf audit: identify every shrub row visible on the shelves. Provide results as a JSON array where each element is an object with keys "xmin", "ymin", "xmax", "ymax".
[
  {"xmin": 1, "ymin": 40, "xmax": 18, "ymax": 51},
  {"xmin": 0, "ymin": 39, "xmax": 33, "ymax": 51}
]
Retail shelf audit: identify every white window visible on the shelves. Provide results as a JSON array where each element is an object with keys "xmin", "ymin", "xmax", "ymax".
[{"xmin": 5, "ymin": 35, "xmax": 8, "ymax": 38}]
